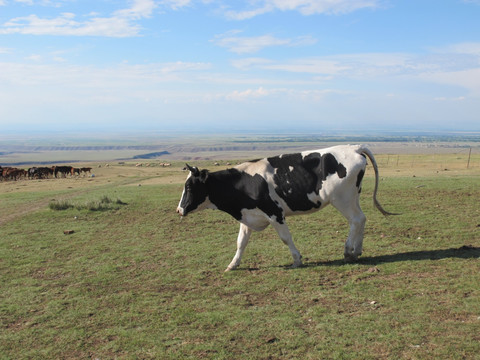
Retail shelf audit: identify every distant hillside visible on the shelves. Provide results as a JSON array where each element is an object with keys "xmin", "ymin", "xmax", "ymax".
[{"xmin": 133, "ymin": 151, "xmax": 170, "ymax": 159}]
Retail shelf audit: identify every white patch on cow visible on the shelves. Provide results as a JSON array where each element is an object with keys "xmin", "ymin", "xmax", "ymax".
[
  {"xmin": 198, "ymin": 196, "xmax": 217, "ymax": 211},
  {"xmin": 239, "ymin": 208, "xmax": 270, "ymax": 231},
  {"xmin": 176, "ymin": 191, "xmax": 187, "ymax": 215},
  {"xmin": 235, "ymin": 159, "xmax": 271, "ymax": 179},
  {"xmin": 307, "ymin": 191, "xmax": 321, "ymax": 205},
  {"xmin": 176, "ymin": 172, "xmax": 192, "ymax": 215},
  {"xmin": 179, "ymin": 196, "xmax": 217, "ymax": 216},
  {"xmin": 289, "ymin": 166, "xmax": 294, "ymax": 172},
  {"xmin": 176, "ymin": 206, "xmax": 185, "ymax": 216}
]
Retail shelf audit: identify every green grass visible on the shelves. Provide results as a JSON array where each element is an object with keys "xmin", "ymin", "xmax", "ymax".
[{"xmin": 1, "ymin": 174, "xmax": 479, "ymax": 359}]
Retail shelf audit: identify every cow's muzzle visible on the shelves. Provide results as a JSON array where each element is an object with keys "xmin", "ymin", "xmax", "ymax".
[{"xmin": 176, "ymin": 207, "xmax": 185, "ymax": 216}]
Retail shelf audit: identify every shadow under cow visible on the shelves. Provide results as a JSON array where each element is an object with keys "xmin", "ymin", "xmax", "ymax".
[{"xmin": 303, "ymin": 245, "xmax": 480, "ymax": 268}]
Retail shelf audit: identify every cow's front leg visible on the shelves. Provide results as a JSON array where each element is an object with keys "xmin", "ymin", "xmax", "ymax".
[
  {"xmin": 225, "ymin": 223, "xmax": 252, "ymax": 272},
  {"xmin": 272, "ymin": 221, "xmax": 303, "ymax": 268}
]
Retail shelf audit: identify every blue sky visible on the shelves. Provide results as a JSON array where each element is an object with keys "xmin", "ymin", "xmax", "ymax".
[{"xmin": 1, "ymin": 0, "xmax": 480, "ymax": 134}]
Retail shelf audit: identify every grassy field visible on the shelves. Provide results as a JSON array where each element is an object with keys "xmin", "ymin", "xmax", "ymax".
[{"xmin": 1, "ymin": 151, "xmax": 479, "ymax": 359}]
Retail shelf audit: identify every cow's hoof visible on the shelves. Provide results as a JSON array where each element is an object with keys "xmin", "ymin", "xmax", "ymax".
[
  {"xmin": 290, "ymin": 261, "xmax": 303, "ymax": 269},
  {"xmin": 344, "ymin": 254, "xmax": 358, "ymax": 263},
  {"xmin": 224, "ymin": 266, "xmax": 236, "ymax": 272}
]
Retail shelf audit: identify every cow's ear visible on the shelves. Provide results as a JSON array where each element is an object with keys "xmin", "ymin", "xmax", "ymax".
[{"xmin": 186, "ymin": 164, "xmax": 200, "ymax": 176}]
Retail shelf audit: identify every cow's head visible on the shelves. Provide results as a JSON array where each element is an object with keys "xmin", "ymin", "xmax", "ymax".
[{"xmin": 176, "ymin": 164, "xmax": 210, "ymax": 216}]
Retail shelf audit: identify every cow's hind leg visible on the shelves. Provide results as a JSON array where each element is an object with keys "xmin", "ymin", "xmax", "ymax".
[
  {"xmin": 332, "ymin": 194, "xmax": 366, "ymax": 262},
  {"xmin": 225, "ymin": 223, "xmax": 252, "ymax": 272},
  {"xmin": 271, "ymin": 222, "xmax": 303, "ymax": 268}
]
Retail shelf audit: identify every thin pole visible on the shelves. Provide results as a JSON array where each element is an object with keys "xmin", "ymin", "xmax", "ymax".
[{"xmin": 467, "ymin": 148, "xmax": 472, "ymax": 169}]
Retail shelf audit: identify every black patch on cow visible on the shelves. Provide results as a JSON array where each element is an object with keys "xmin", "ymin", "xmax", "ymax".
[
  {"xmin": 267, "ymin": 152, "xmax": 347, "ymax": 212},
  {"xmin": 324, "ymin": 153, "xmax": 347, "ymax": 178},
  {"xmin": 206, "ymin": 168, "xmax": 284, "ymax": 223},
  {"xmin": 356, "ymin": 169, "xmax": 365, "ymax": 189}
]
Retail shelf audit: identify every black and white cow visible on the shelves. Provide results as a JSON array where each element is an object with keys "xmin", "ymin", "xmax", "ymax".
[{"xmin": 176, "ymin": 145, "xmax": 396, "ymax": 271}]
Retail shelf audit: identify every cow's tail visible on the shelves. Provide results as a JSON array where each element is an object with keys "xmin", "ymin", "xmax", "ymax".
[{"xmin": 358, "ymin": 145, "xmax": 399, "ymax": 216}]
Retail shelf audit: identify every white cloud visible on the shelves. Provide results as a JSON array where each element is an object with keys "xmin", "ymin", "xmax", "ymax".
[
  {"xmin": 220, "ymin": 86, "xmax": 345, "ymax": 103},
  {"xmin": 115, "ymin": 0, "xmax": 156, "ymax": 19},
  {"xmin": 225, "ymin": 86, "xmax": 270, "ymax": 101},
  {"xmin": 159, "ymin": 0, "xmax": 192, "ymax": 10},
  {"xmin": 271, "ymin": 0, "xmax": 380, "ymax": 15},
  {"xmin": 213, "ymin": 33, "xmax": 290, "ymax": 54},
  {"xmin": 25, "ymin": 54, "xmax": 42, "ymax": 61},
  {"xmin": 420, "ymin": 68, "xmax": 480, "ymax": 97},
  {"xmin": 225, "ymin": 5, "xmax": 272, "ymax": 20},
  {"xmin": 438, "ymin": 42, "xmax": 480, "ymax": 55},
  {"xmin": 212, "ymin": 31, "xmax": 317, "ymax": 54},
  {"xmin": 0, "ymin": 0, "xmax": 156, "ymax": 37},
  {"xmin": 434, "ymin": 96, "xmax": 466, "ymax": 102},
  {"xmin": 230, "ymin": 57, "xmax": 274, "ymax": 70},
  {"xmin": 1, "ymin": 13, "xmax": 138, "ymax": 37},
  {"xmin": 230, "ymin": 50, "xmax": 474, "ymax": 78},
  {"xmin": 263, "ymin": 58, "xmax": 351, "ymax": 75},
  {"xmin": 0, "ymin": 60, "xmax": 211, "ymax": 90},
  {"xmin": 10, "ymin": 0, "xmax": 100, "ymax": 7},
  {"xmin": 231, "ymin": 56, "xmax": 351, "ymax": 75},
  {"xmin": 225, "ymin": 0, "xmax": 381, "ymax": 20},
  {"xmin": 228, "ymin": 46, "xmax": 480, "ymax": 97}
]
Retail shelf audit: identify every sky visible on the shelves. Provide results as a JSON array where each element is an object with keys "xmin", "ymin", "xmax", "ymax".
[{"xmin": 1, "ymin": 0, "xmax": 480, "ymax": 134}]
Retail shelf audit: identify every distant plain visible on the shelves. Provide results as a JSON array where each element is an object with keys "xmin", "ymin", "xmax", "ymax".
[{"xmin": 1, "ymin": 132, "xmax": 479, "ymax": 165}]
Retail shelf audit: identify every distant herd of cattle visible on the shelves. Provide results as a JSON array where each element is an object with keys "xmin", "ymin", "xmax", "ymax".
[{"xmin": 0, "ymin": 165, "xmax": 92, "ymax": 181}]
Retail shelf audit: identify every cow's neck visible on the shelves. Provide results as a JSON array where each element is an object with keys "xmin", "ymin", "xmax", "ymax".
[
  {"xmin": 204, "ymin": 169, "xmax": 245, "ymax": 220},
  {"xmin": 205, "ymin": 169, "xmax": 236, "ymax": 202}
]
